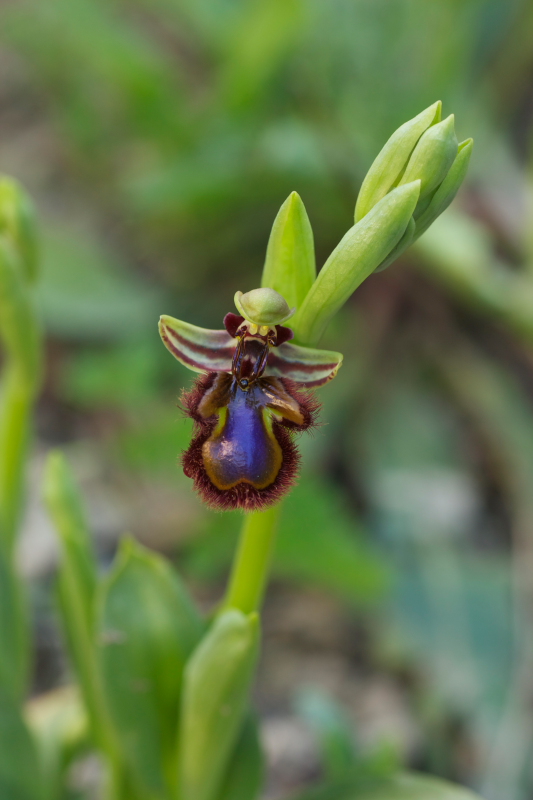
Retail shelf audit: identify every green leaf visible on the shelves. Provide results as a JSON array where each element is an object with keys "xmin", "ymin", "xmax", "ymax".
[
  {"xmin": 353, "ymin": 773, "xmax": 483, "ymax": 800},
  {"xmin": 215, "ymin": 713, "xmax": 264, "ymax": 800},
  {"xmin": 261, "ymin": 191, "xmax": 316, "ymax": 310},
  {"xmin": 44, "ymin": 451, "xmax": 97, "ymax": 622},
  {"xmin": 178, "ymin": 609, "xmax": 260, "ymax": 800},
  {"xmin": 0, "ymin": 689, "xmax": 43, "ymax": 800},
  {"xmin": 0, "ymin": 542, "xmax": 29, "ymax": 702},
  {"xmin": 293, "ymin": 181, "xmax": 420, "ymax": 345},
  {"xmin": 43, "ymin": 452, "xmax": 116, "ymax": 757},
  {"xmin": 98, "ymin": 538, "xmax": 203, "ymax": 797},
  {"xmin": 292, "ymin": 771, "xmax": 484, "ymax": 800},
  {"xmin": 399, "ymin": 114, "xmax": 458, "ymax": 202},
  {"xmin": 414, "ymin": 138, "xmax": 474, "ymax": 237},
  {"xmin": 0, "ymin": 178, "xmax": 38, "ymax": 283},
  {"xmin": 355, "ymin": 101, "xmax": 440, "ymax": 221}
]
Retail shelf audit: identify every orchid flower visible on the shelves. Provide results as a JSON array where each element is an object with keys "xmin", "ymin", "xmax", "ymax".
[
  {"xmin": 159, "ymin": 288, "xmax": 343, "ymax": 511},
  {"xmin": 159, "ymin": 102, "xmax": 473, "ymax": 515}
]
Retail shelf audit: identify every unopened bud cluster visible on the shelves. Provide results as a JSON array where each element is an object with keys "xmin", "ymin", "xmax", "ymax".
[{"xmin": 355, "ymin": 101, "xmax": 473, "ymax": 271}]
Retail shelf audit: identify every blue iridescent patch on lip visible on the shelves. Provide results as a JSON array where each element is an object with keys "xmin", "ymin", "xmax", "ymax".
[{"xmin": 203, "ymin": 381, "xmax": 283, "ymax": 491}]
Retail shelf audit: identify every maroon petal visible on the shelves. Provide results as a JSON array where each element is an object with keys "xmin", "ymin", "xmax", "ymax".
[
  {"xmin": 223, "ymin": 313, "xmax": 245, "ymax": 338},
  {"xmin": 274, "ymin": 324, "xmax": 294, "ymax": 346}
]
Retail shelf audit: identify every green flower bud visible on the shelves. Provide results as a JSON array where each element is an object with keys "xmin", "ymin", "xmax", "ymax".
[
  {"xmin": 293, "ymin": 181, "xmax": 420, "ymax": 345},
  {"xmin": 355, "ymin": 100, "xmax": 441, "ymax": 221},
  {"xmin": 415, "ymin": 138, "xmax": 474, "ymax": 236},
  {"xmin": 374, "ymin": 217, "xmax": 416, "ymax": 273},
  {"xmin": 399, "ymin": 114, "xmax": 458, "ymax": 202},
  {"xmin": 178, "ymin": 609, "xmax": 260, "ymax": 800},
  {"xmin": 374, "ymin": 137, "xmax": 474, "ymax": 273},
  {"xmin": 234, "ymin": 288, "xmax": 295, "ymax": 327}
]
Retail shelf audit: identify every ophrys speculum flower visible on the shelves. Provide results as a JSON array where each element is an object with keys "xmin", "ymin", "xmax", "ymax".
[{"xmin": 159, "ymin": 288, "xmax": 342, "ymax": 510}]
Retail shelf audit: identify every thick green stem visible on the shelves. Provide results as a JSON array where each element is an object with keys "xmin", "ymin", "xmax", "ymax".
[
  {"xmin": 0, "ymin": 368, "xmax": 33, "ymax": 698},
  {"xmin": 0, "ymin": 366, "xmax": 32, "ymax": 551},
  {"xmin": 223, "ymin": 506, "xmax": 280, "ymax": 614}
]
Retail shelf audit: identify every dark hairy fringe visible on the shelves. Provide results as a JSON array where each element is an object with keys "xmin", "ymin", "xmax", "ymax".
[
  {"xmin": 179, "ymin": 371, "xmax": 218, "ymax": 424},
  {"xmin": 275, "ymin": 378, "xmax": 322, "ymax": 432},
  {"xmin": 182, "ymin": 420, "xmax": 301, "ymax": 511}
]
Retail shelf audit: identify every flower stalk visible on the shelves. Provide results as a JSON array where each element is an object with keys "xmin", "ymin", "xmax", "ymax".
[
  {"xmin": 223, "ymin": 506, "xmax": 281, "ymax": 614},
  {"xmin": 0, "ymin": 178, "xmax": 45, "ymax": 800}
]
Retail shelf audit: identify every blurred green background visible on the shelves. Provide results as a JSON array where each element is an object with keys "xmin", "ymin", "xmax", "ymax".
[{"xmin": 3, "ymin": 0, "xmax": 533, "ymax": 797}]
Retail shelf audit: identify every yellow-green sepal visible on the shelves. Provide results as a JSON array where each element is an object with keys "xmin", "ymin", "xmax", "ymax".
[
  {"xmin": 261, "ymin": 191, "xmax": 316, "ymax": 308},
  {"xmin": 159, "ymin": 315, "xmax": 235, "ymax": 373},
  {"xmin": 0, "ymin": 542, "xmax": 29, "ymax": 703}
]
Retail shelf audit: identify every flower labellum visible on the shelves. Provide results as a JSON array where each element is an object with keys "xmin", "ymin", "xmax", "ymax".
[{"xmin": 159, "ymin": 288, "xmax": 343, "ymax": 511}]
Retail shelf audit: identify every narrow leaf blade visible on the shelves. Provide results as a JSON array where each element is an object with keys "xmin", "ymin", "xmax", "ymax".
[
  {"xmin": 43, "ymin": 451, "xmax": 96, "ymax": 622},
  {"xmin": 215, "ymin": 713, "xmax": 264, "ymax": 800},
  {"xmin": 0, "ymin": 542, "xmax": 29, "ymax": 702},
  {"xmin": 0, "ymin": 178, "xmax": 38, "ymax": 283},
  {"xmin": 291, "ymin": 771, "xmax": 484, "ymax": 800},
  {"xmin": 159, "ymin": 315, "xmax": 234, "ymax": 373},
  {"xmin": 0, "ymin": 236, "xmax": 41, "ymax": 392},
  {"xmin": 26, "ymin": 686, "xmax": 89, "ymax": 800},
  {"xmin": 0, "ymin": 690, "xmax": 43, "ymax": 800},
  {"xmin": 43, "ymin": 452, "xmax": 115, "ymax": 756}
]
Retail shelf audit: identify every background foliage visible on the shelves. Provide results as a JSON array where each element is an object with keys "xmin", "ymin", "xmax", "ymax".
[{"xmin": 2, "ymin": 0, "xmax": 533, "ymax": 798}]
